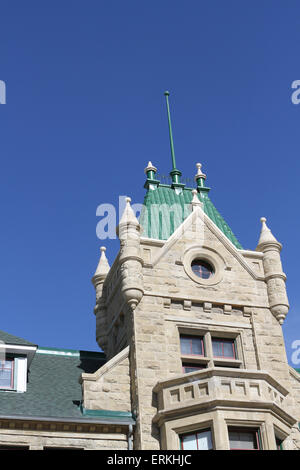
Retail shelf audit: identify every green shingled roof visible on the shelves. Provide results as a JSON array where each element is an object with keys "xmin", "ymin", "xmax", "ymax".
[{"xmin": 140, "ymin": 184, "xmax": 242, "ymax": 249}]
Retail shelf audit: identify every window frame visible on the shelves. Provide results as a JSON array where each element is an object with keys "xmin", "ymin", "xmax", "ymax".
[
  {"xmin": 180, "ymin": 428, "xmax": 214, "ymax": 450},
  {"xmin": 179, "ymin": 329, "xmax": 243, "ymax": 374},
  {"xmin": 181, "ymin": 362, "xmax": 206, "ymax": 374},
  {"xmin": 191, "ymin": 259, "xmax": 215, "ymax": 280},
  {"xmin": 212, "ymin": 337, "xmax": 237, "ymax": 360},
  {"xmin": 180, "ymin": 335, "xmax": 205, "ymax": 357},
  {"xmin": 182, "ymin": 247, "xmax": 225, "ymax": 286},
  {"xmin": 0, "ymin": 358, "xmax": 14, "ymax": 390},
  {"xmin": 0, "ymin": 355, "xmax": 28, "ymax": 392},
  {"xmin": 228, "ymin": 427, "xmax": 262, "ymax": 450},
  {"xmin": 275, "ymin": 437, "xmax": 283, "ymax": 450}
]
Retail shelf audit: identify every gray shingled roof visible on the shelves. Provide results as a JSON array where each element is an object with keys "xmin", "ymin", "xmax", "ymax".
[
  {"xmin": 0, "ymin": 343, "xmax": 105, "ymax": 420},
  {"xmin": 0, "ymin": 332, "xmax": 135, "ymax": 425},
  {"xmin": 0, "ymin": 330, "xmax": 37, "ymax": 347}
]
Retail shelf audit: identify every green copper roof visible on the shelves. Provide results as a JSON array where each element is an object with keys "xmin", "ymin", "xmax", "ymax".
[
  {"xmin": 144, "ymin": 92, "xmax": 242, "ymax": 248},
  {"xmin": 81, "ymin": 407, "xmax": 134, "ymax": 423},
  {"xmin": 140, "ymin": 184, "xmax": 242, "ymax": 249}
]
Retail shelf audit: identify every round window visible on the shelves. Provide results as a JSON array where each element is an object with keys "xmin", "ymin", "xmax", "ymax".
[{"xmin": 191, "ymin": 259, "xmax": 214, "ymax": 279}]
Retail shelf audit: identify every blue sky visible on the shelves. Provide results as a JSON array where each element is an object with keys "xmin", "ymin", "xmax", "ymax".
[{"xmin": 0, "ymin": 1, "xmax": 299, "ymax": 365}]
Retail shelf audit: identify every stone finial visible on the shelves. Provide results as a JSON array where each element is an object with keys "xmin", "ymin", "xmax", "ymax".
[
  {"xmin": 92, "ymin": 246, "xmax": 110, "ymax": 284},
  {"xmin": 256, "ymin": 217, "xmax": 281, "ymax": 251},
  {"xmin": 144, "ymin": 161, "xmax": 157, "ymax": 175},
  {"xmin": 194, "ymin": 163, "xmax": 206, "ymax": 182},
  {"xmin": 191, "ymin": 189, "xmax": 202, "ymax": 210},
  {"xmin": 119, "ymin": 197, "xmax": 140, "ymax": 228},
  {"xmin": 144, "ymin": 161, "xmax": 160, "ymax": 191},
  {"xmin": 191, "ymin": 189, "xmax": 199, "ymax": 203}
]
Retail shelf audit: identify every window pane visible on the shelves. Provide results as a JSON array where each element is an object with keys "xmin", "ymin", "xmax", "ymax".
[
  {"xmin": 212, "ymin": 339, "xmax": 235, "ymax": 358},
  {"xmin": 180, "ymin": 336, "xmax": 203, "ymax": 356},
  {"xmin": 197, "ymin": 430, "xmax": 213, "ymax": 450},
  {"xmin": 182, "ymin": 363, "xmax": 205, "ymax": 374},
  {"xmin": 0, "ymin": 360, "xmax": 12, "ymax": 369},
  {"xmin": 276, "ymin": 437, "xmax": 283, "ymax": 450},
  {"xmin": 223, "ymin": 341, "xmax": 235, "ymax": 358},
  {"xmin": 191, "ymin": 338, "xmax": 203, "ymax": 355},
  {"xmin": 212, "ymin": 340, "xmax": 223, "ymax": 357},
  {"xmin": 191, "ymin": 260, "xmax": 214, "ymax": 279},
  {"xmin": 180, "ymin": 337, "xmax": 191, "ymax": 355},
  {"xmin": 181, "ymin": 430, "xmax": 213, "ymax": 450},
  {"xmin": 183, "ymin": 366, "xmax": 197, "ymax": 374},
  {"xmin": 229, "ymin": 430, "xmax": 258, "ymax": 450},
  {"xmin": 181, "ymin": 434, "xmax": 198, "ymax": 450},
  {"xmin": 0, "ymin": 361, "xmax": 13, "ymax": 389}
]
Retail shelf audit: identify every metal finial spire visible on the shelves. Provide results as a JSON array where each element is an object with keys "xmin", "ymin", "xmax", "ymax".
[
  {"xmin": 164, "ymin": 91, "xmax": 177, "ymax": 172},
  {"xmin": 164, "ymin": 92, "xmax": 182, "ymax": 186}
]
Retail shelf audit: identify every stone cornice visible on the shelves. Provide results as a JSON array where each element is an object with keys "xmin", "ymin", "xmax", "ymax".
[
  {"xmin": 153, "ymin": 368, "xmax": 295, "ymax": 429},
  {"xmin": 164, "ymin": 315, "xmax": 253, "ymax": 330},
  {"xmin": 289, "ymin": 366, "xmax": 300, "ymax": 382},
  {"xmin": 153, "ymin": 401, "xmax": 296, "ymax": 429},
  {"xmin": 143, "ymin": 291, "xmax": 269, "ymax": 309},
  {"xmin": 0, "ymin": 416, "xmax": 130, "ymax": 433}
]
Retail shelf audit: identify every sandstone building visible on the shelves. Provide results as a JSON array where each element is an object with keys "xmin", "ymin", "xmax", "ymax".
[{"xmin": 0, "ymin": 93, "xmax": 299, "ymax": 450}]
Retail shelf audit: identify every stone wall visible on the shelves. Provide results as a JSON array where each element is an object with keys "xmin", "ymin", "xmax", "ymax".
[
  {"xmin": 81, "ymin": 346, "xmax": 131, "ymax": 412},
  {"xmin": 92, "ymin": 202, "xmax": 298, "ymax": 450},
  {"xmin": 127, "ymin": 209, "xmax": 297, "ymax": 449}
]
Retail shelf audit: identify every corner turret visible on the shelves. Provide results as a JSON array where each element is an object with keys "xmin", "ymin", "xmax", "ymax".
[
  {"xmin": 92, "ymin": 246, "xmax": 111, "ymax": 352},
  {"xmin": 256, "ymin": 217, "xmax": 289, "ymax": 324},
  {"xmin": 117, "ymin": 197, "xmax": 144, "ymax": 311}
]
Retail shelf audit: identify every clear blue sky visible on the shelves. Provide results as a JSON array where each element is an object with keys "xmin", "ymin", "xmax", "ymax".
[{"xmin": 0, "ymin": 1, "xmax": 299, "ymax": 365}]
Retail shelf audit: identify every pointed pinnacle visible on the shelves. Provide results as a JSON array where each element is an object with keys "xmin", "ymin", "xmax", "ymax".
[{"xmin": 256, "ymin": 217, "xmax": 281, "ymax": 251}]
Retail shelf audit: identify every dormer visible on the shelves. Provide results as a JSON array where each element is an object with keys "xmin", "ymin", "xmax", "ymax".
[{"xmin": 0, "ymin": 331, "xmax": 37, "ymax": 393}]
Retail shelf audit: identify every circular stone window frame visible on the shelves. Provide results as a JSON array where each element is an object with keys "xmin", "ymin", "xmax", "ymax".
[{"xmin": 183, "ymin": 246, "xmax": 226, "ymax": 286}]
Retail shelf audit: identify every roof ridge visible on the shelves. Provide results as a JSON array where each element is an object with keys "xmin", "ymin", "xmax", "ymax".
[{"xmin": 37, "ymin": 346, "xmax": 105, "ymax": 358}]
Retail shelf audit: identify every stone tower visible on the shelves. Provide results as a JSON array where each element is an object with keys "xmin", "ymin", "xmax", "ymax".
[{"xmin": 86, "ymin": 93, "xmax": 300, "ymax": 450}]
